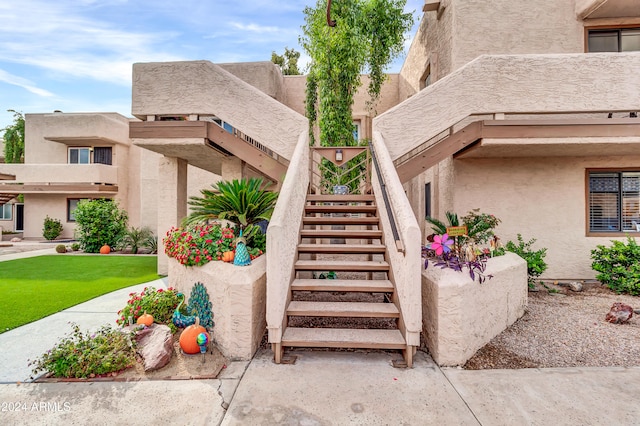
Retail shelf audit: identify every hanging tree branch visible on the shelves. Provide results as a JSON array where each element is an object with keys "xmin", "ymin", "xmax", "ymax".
[{"xmin": 326, "ymin": 0, "xmax": 336, "ymax": 27}]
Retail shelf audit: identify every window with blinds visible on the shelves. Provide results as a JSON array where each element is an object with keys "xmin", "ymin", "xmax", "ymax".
[{"xmin": 589, "ymin": 171, "xmax": 640, "ymax": 232}]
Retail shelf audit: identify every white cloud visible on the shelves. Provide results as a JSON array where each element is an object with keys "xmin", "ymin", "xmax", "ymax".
[{"xmin": 0, "ymin": 69, "xmax": 54, "ymax": 97}]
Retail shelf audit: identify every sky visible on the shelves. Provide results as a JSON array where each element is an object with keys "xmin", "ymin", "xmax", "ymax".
[{"xmin": 0, "ymin": 0, "xmax": 424, "ymax": 128}]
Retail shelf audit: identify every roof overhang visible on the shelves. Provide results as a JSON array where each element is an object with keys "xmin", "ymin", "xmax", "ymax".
[
  {"xmin": 0, "ymin": 172, "xmax": 16, "ymax": 180},
  {"xmin": 578, "ymin": 0, "xmax": 639, "ymax": 19},
  {"xmin": 45, "ymin": 136, "xmax": 122, "ymax": 146},
  {"xmin": 0, "ymin": 183, "xmax": 118, "ymax": 194},
  {"xmin": 130, "ymin": 121, "xmax": 288, "ymax": 182},
  {"xmin": 396, "ymin": 118, "xmax": 640, "ymax": 182}
]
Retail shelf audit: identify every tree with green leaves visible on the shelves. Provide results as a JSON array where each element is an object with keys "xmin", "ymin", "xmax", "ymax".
[
  {"xmin": 301, "ymin": 0, "xmax": 413, "ymax": 147},
  {"xmin": 271, "ymin": 47, "xmax": 302, "ymax": 75},
  {"xmin": 2, "ymin": 110, "xmax": 25, "ymax": 163},
  {"xmin": 74, "ymin": 199, "xmax": 128, "ymax": 253}
]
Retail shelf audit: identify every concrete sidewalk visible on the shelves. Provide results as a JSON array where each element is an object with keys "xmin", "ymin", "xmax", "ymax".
[
  {"xmin": 1, "ymin": 249, "xmax": 639, "ymax": 425},
  {"xmin": 1, "ymin": 348, "xmax": 639, "ymax": 425}
]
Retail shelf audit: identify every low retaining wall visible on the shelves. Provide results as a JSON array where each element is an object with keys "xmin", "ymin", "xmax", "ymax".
[
  {"xmin": 422, "ymin": 252, "xmax": 527, "ymax": 366},
  {"xmin": 168, "ymin": 255, "xmax": 266, "ymax": 361}
]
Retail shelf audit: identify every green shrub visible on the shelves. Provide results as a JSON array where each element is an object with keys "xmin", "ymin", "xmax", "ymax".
[
  {"xmin": 55, "ymin": 244, "xmax": 67, "ymax": 253},
  {"xmin": 116, "ymin": 286, "xmax": 181, "ymax": 333},
  {"xmin": 143, "ymin": 234, "xmax": 158, "ymax": 254},
  {"xmin": 120, "ymin": 226, "xmax": 153, "ymax": 254},
  {"xmin": 591, "ymin": 237, "xmax": 640, "ymax": 295},
  {"xmin": 43, "ymin": 216, "xmax": 63, "ymax": 240},
  {"xmin": 71, "ymin": 243, "xmax": 80, "ymax": 251},
  {"xmin": 74, "ymin": 199, "xmax": 128, "ymax": 253},
  {"xmin": 505, "ymin": 234, "xmax": 548, "ymax": 288},
  {"xmin": 29, "ymin": 323, "xmax": 135, "ymax": 379}
]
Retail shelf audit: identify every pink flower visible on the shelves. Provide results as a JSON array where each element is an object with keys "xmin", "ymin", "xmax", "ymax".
[{"xmin": 430, "ymin": 233, "xmax": 454, "ymax": 256}]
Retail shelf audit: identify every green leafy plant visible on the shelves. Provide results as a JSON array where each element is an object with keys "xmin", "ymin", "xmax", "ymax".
[
  {"xmin": 591, "ymin": 237, "xmax": 640, "ymax": 295},
  {"xmin": 71, "ymin": 243, "xmax": 80, "ymax": 251},
  {"xmin": 73, "ymin": 199, "xmax": 128, "ymax": 253},
  {"xmin": 29, "ymin": 323, "xmax": 135, "ymax": 379},
  {"xmin": 505, "ymin": 234, "xmax": 548, "ymax": 288},
  {"xmin": 120, "ymin": 226, "xmax": 153, "ymax": 254},
  {"xmin": 55, "ymin": 244, "xmax": 67, "ymax": 253},
  {"xmin": 271, "ymin": 47, "xmax": 302, "ymax": 75},
  {"xmin": 2, "ymin": 109, "xmax": 25, "ymax": 163},
  {"xmin": 143, "ymin": 234, "xmax": 158, "ymax": 254},
  {"xmin": 43, "ymin": 216, "xmax": 63, "ymax": 240},
  {"xmin": 116, "ymin": 286, "xmax": 181, "ymax": 333},
  {"xmin": 185, "ymin": 177, "xmax": 277, "ymax": 243},
  {"xmin": 164, "ymin": 224, "xmax": 236, "ymax": 267}
]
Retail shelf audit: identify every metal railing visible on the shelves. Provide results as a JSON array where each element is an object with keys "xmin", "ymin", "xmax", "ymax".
[
  {"xmin": 368, "ymin": 141, "xmax": 403, "ymax": 253},
  {"xmin": 308, "ymin": 146, "xmax": 370, "ymax": 195}
]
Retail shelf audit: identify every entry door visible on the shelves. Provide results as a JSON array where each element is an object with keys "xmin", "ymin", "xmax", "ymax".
[{"xmin": 15, "ymin": 204, "xmax": 24, "ymax": 231}]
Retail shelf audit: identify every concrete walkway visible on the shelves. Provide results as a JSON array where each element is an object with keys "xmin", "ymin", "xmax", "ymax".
[{"xmin": 1, "ymin": 249, "xmax": 639, "ymax": 425}]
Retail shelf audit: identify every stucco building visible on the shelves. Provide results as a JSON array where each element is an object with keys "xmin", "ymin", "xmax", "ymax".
[{"xmin": 1, "ymin": 0, "xmax": 639, "ymax": 280}]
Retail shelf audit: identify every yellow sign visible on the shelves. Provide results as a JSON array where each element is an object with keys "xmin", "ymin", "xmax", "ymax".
[{"xmin": 446, "ymin": 226, "xmax": 468, "ymax": 237}]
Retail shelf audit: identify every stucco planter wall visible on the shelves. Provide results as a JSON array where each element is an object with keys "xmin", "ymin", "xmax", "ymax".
[
  {"xmin": 168, "ymin": 255, "xmax": 266, "ymax": 361},
  {"xmin": 422, "ymin": 252, "xmax": 527, "ymax": 366}
]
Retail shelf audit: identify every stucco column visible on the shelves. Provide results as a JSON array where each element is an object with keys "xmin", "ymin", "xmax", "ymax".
[
  {"xmin": 157, "ymin": 156, "xmax": 188, "ymax": 275},
  {"xmin": 221, "ymin": 157, "xmax": 244, "ymax": 181}
]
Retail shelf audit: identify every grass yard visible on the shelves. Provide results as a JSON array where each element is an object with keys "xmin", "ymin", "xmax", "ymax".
[{"xmin": 0, "ymin": 255, "xmax": 159, "ymax": 333}]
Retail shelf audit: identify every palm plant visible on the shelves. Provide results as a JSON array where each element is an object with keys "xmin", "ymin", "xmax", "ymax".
[
  {"xmin": 120, "ymin": 226, "xmax": 154, "ymax": 254},
  {"xmin": 184, "ymin": 178, "xmax": 278, "ymax": 241}
]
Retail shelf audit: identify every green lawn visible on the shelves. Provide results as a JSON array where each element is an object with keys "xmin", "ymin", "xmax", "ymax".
[{"xmin": 0, "ymin": 255, "xmax": 160, "ymax": 333}]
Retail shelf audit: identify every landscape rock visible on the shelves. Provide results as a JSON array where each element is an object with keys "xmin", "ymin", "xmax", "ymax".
[
  {"xmin": 605, "ymin": 302, "xmax": 634, "ymax": 324},
  {"xmin": 568, "ymin": 281, "xmax": 583, "ymax": 292},
  {"xmin": 135, "ymin": 324, "xmax": 173, "ymax": 371},
  {"xmin": 10, "ymin": 237, "xmax": 21, "ymax": 242}
]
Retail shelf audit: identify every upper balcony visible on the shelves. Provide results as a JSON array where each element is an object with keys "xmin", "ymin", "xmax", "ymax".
[{"xmin": 0, "ymin": 163, "xmax": 118, "ymax": 194}]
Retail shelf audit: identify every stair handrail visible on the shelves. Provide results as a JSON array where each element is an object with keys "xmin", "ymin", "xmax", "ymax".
[
  {"xmin": 266, "ymin": 130, "xmax": 310, "ymax": 347},
  {"xmin": 370, "ymin": 131, "xmax": 422, "ymax": 348},
  {"xmin": 368, "ymin": 140, "xmax": 403, "ymax": 253}
]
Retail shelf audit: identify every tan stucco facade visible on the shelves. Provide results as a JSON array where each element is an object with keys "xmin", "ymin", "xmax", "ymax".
[
  {"xmin": 1, "ymin": 0, "xmax": 638, "ymax": 282},
  {"xmin": 388, "ymin": 0, "xmax": 640, "ymax": 280}
]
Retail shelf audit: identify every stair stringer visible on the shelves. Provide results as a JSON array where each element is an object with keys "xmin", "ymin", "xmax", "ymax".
[
  {"xmin": 371, "ymin": 132, "xmax": 422, "ymax": 349},
  {"xmin": 266, "ymin": 131, "xmax": 310, "ymax": 362}
]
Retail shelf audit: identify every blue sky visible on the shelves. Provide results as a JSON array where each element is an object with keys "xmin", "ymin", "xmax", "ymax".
[{"xmin": 0, "ymin": 0, "xmax": 423, "ymax": 127}]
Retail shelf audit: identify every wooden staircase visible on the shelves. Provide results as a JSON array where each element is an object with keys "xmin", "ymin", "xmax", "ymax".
[{"xmin": 279, "ymin": 193, "xmax": 412, "ymax": 366}]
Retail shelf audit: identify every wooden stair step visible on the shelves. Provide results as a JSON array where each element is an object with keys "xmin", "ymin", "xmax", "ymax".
[
  {"xmin": 307, "ymin": 194, "xmax": 375, "ymax": 203},
  {"xmin": 292, "ymin": 279, "xmax": 394, "ymax": 292},
  {"xmin": 297, "ymin": 243, "xmax": 385, "ymax": 254},
  {"xmin": 282, "ymin": 327, "xmax": 406, "ymax": 349},
  {"xmin": 295, "ymin": 260, "xmax": 389, "ymax": 271},
  {"xmin": 287, "ymin": 301, "xmax": 399, "ymax": 317},
  {"xmin": 303, "ymin": 217, "xmax": 379, "ymax": 225},
  {"xmin": 305, "ymin": 205, "xmax": 377, "ymax": 214},
  {"xmin": 300, "ymin": 229, "xmax": 382, "ymax": 239}
]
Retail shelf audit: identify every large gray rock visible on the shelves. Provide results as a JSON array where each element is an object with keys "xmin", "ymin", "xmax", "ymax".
[{"xmin": 135, "ymin": 324, "xmax": 173, "ymax": 371}]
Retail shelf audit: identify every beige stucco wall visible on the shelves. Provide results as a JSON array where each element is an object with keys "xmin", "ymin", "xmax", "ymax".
[
  {"xmin": 377, "ymin": 52, "xmax": 640, "ymax": 161},
  {"xmin": 24, "ymin": 112, "xmax": 130, "ymax": 164},
  {"xmin": 168, "ymin": 256, "xmax": 266, "ymax": 361},
  {"xmin": 422, "ymin": 252, "xmax": 527, "ymax": 366},
  {"xmin": 132, "ymin": 61, "xmax": 306, "ymax": 160},
  {"xmin": 449, "ymin": 155, "xmax": 640, "ymax": 279},
  {"xmin": 399, "ymin": 0, "xmax": 455, "ymax": 99},
  {"xmin": 452, "ymin": 0, "xmax": 584, "ymax": 70},
  {"xmin": 401, "ymin": 0, "xmax": 584, "ymax": 97},
  {"xmin": 21, "ymin": 194, "xmax": 74, "ymax": 239},
  {"xmin": 219, "ymin": 62, "xmax": 285, "ymax": 102}
]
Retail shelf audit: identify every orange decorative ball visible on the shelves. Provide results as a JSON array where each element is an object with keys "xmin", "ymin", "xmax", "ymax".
[
  {"xmin": 179, "ymin": 317, "xmax": 208, "ymax": 354},
  {"xmin": 222, "ymin": 251, "xmax": 235, "ymax": 263},
  {"xmin": 99, "ymin": 245, "xmax": 111, "ymax": 254},
  {"xmin": 136, "ymin": 312, "xmax": 154, "ymax": 327}
]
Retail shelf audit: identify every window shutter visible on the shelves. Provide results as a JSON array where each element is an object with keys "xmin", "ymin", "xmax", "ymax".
[{"xmin": 589, "ymin": 173, "xmax": 619, "ymax": 232}]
